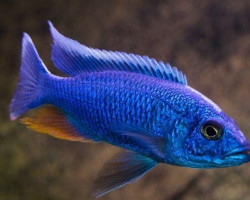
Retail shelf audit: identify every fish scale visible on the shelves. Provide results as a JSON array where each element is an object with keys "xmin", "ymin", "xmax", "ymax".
[
  {"xmin": 42, "ymin": 72, "xmax": 183, "ymax": 140},
  {"xmin": 10, "ymin": 23, "xmax": 250, "ymax": 197}
]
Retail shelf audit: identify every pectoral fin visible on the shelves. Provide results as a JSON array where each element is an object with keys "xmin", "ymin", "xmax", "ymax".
[
  {"xmin": 111, "ymin": 124, "xmax": 166, "ymax": 159},
  {"xmin": 92, "ymin": 151, "xmax": 158, "ymax": 197},
  {"xmin": 21, "ymin": 105, "xmax": 94, "ymax": 142}
]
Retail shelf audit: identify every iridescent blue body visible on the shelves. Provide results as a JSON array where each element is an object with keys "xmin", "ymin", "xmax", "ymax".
[
  {"xmin": 43, "ymin": 71, "xmax": 197, "ymax": 162},
  {"xmin": 37, "ymin": 70, "xmax": 249, "ymax": 167},
  {"xmin": 9, "ymin": 22, "xmax": 250, "ymax": 197}
]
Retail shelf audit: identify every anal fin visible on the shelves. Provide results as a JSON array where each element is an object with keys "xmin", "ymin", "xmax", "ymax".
[{"xmin": 21, "ymin": 105, "xmax": 93, "ymax": 142}]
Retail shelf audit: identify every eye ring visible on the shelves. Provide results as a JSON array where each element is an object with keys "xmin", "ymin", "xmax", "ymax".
[{"xmin": 201, "ymin": 120, "xmax": 224, "ymax": 140}]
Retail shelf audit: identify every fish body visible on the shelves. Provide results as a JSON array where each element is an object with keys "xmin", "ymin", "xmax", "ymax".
[
  {"xmin": 9, "ymin": 22, "xmax": 250, "ymax": 197},
  {"xmin": 27, "ymin": 70, "xmax": 214, "ymax": 162},
  {"xmin": 28, "ymin": 70, "xmax": 226, "ymax": 164}
]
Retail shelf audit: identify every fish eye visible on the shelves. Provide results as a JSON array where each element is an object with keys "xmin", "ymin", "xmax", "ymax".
[{"xmin": 201, "ymin": 120, "xmax": 224, "ymax": 140}]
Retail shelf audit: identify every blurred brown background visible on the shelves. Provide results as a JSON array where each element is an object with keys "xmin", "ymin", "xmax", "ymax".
[{"xmin": 1, "ymin": 0, "xmax": 250, "ymax": 199}]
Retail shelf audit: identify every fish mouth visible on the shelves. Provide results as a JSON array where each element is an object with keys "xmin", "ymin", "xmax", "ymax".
[{"xmin": 225, "ymin": 146, "xmax": 250, "ymax": 159}]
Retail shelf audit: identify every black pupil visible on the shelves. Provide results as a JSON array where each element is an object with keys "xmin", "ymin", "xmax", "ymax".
[{"xmin": 206, "ymin": 126, "xmax": 217, "ymax": 137}]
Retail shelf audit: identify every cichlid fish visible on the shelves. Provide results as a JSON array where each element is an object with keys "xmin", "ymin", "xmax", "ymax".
[{"xmin": 10, "ymin": 21, "xmax": 250, "ymax": 197}]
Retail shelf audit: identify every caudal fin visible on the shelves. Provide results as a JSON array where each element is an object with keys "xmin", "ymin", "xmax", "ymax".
[{"xmin": 9, "ymin": 33, "xmax": 50, "ymax": 120}]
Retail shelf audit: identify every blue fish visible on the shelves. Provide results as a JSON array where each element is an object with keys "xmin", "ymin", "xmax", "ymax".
[{"xmin": 10, "ymin": 21, "xmax": 250, "ymax": 197}]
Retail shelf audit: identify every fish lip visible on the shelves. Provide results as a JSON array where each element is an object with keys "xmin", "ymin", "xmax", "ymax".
[{"xmin": 225, "ymin": 146, "xmax": 250, "ymax": 157}]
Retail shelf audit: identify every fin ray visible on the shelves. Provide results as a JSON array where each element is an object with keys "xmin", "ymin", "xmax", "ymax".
[
  {"xmin": 21, "ymin": 106, "xmax": 93, "ymax": 142},
  {"xmin": 48, "ymin": 21, "xmax": 187, "ymax": 85},
  {"xmin": 111, "ymin": 124, "xmax": 166, "ymax": 160},
  {"xmin": 9, "ymin": 33, "xmax": 49, "ymax": 120},
  {"xmin": 92, "ymin": 151, "xmax": 157, "ymax": 197}
]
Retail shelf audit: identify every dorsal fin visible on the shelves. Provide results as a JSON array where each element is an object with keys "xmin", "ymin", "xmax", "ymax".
[{"xmin": 48, "ymin": 21, "xmax": 188, "ymax": 85}]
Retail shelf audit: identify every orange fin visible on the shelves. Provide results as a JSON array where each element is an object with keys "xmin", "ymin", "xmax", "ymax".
[{"xmin": 21, "ymin": 106, "xmax": 92, "ymax": 142}]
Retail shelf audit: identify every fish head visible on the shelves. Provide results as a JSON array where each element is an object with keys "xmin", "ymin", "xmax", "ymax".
[
  {"xmin": 172, "ymin": 111, "xmax": 250, "ymax": 168},
  {"xmin": 165, "ymin": 86, "xmax": 250, "ymax": 168}
]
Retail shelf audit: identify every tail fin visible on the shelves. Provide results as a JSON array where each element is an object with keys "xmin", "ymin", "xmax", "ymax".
[{"xmin": 9, "ymin": 33, "xmax": 50, "ymax": 120}]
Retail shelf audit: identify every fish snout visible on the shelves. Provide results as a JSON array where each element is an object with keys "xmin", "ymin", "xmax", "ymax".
[{"xmin": 224, "ymin": 145, "xmax": 250, "ymax": 161}]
